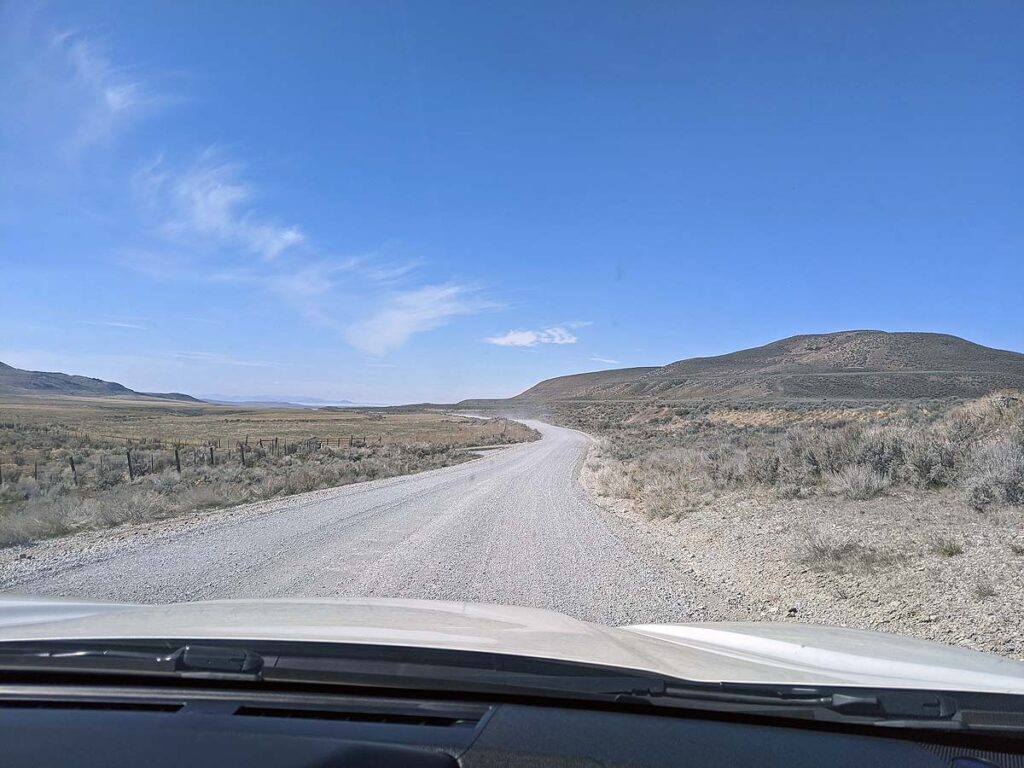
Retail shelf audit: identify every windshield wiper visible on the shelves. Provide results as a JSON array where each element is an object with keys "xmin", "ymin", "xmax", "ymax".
[
  {"xmin": 615, "ymin": 682, "xmax": 1024, "ymax": 734},
  {"xmin": 0, "ymin": 644, "xmax": 264, "ymax": 681},
  {"xmin": 1, "ymin": 641, "xmax": 1022, "ymax": 735},
  {"xmin": 0, "ymin": 641, "xmax": 662, "ymax": 697}
]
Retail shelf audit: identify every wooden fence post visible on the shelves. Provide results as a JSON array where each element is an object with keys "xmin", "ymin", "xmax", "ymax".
[
  {"xmin": 69, "ymin": 456, "xmax": 78, "ymax": 486},
  {"xmin": 127, "ymin": 450, "xmax": 135, "ymax": 481},
  {"xmin": 174, "ymin": 447, "xmax": 181, "ymax": 474},
  {"xmin": 34, "ymin": 461, "xmax": 38, "ymax": 481},
  {"xmin": 209, "ymin": 446, "xmax": 215, "ymax": 466}
]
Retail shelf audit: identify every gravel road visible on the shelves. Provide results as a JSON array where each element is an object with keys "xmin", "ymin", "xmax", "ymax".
[{"xmin": 0, "ymin": 421, "xmax": 718, "ymax": 625}]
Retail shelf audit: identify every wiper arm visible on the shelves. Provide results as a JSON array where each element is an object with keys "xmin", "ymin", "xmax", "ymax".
[
  {"xmin": 620, "ymin": 682, "xmax": 1024, "ymax": 735},
  {"xmin": 0, "ymin": 644, "xmax": 264, "ymax": 681},
  {"xmin": 646, "ymin": 684, "xmax": 957, "ymax": 719}
]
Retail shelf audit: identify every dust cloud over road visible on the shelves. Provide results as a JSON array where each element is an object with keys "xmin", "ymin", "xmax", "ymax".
[{"xmin": 1, "ymin": 421, "xmax": 708, "ymax": 625}]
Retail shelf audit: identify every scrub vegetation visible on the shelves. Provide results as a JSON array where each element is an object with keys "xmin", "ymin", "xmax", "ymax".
[
  {"xmin": 0, "ymin": 399, "xmax": 537, "ymax": 546},
  {"xmin": 565, "ymin": 391, "xmax": 1024, "ymax": 657},
  {"xmin": 575, "ymin": 391, "xmax": 1024, "ymax": 517}
]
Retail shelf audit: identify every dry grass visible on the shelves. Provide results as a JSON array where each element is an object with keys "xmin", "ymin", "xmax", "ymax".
[
  {"xmin": 568, "ymin": 393, "xmax": 1024, "ymax": 658},
  {"xmin": 931, "ymin": 537, "xmax": 965, "ymax": 558},
  {"xmin": 570, "ymin": 391, "xmax": 1024, "ymax": 518},
  {"xmin": 0, "ymin": 398, "xmax": 538, "ymax": 546},
  {"xmin": 973, "ymin": 577, "xmax": 998, "ymax": 600},
  {"xmin": 798, "ymin": 532, "xmax": 903, "ymax": 574}
]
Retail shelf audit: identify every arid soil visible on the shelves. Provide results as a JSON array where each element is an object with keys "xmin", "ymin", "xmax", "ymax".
[{"xmin": 581, "ymin": 445, "xmax": 1024, "ymax": 660}]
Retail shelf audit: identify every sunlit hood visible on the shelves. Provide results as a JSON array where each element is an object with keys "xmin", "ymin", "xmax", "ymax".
[{"xmin": 1, "ymin": 596, "xmax": 1022, "ymax": 694}]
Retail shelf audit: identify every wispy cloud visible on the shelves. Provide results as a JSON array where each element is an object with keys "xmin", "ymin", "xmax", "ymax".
[
  {"xmin": 590, "ymin": 355, "xmax": 621, "ymax": 364},
  {"xmin": 346, "ymin": 284, "xmax": 492, "ymax": 355},
  {"xmin": 485, "ymin": 326, "xmax": 579, "ymax": 348},
  {"xmin": 8, "ymin": 12, "xmax": 490, "ymax": 357},
  {"xmin": 56, "ymin": 32, "xmax": 160, "ymax": 153},
  {"xmin": 136, "ymin": 151, "xmax": 305, "ymax": 262},
  {"xmin": 162, "ymin": 351, "xmax": 272, "ymax": 368},
  {"xmin": 79, "ymin": 320, "xmax": 148, "ymax": 330}
]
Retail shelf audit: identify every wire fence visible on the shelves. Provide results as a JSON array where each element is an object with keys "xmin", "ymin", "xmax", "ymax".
[{"xmin": 0, "ymin": 418, "xmax": 518, "ymax": 490}]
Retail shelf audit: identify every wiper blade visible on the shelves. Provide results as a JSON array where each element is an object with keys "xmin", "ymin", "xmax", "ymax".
[
  {"xmin": 641, "ymin": 684, "xmax": 957, "ymax": 719},
  {"xmin": 620, "ymin": 682, "xmax": 1024, "ymax": 735},
  {"xmin": 0, "ymin": 644, "xmax": 263, "ymax": 681}
]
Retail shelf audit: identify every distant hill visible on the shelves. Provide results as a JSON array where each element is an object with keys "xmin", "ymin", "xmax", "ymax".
[
  {"xmin": 199, "ymin": 394, "xmax": 356, "ymax": 408},
  {"xmin": 0, "ymin": 361, "xmax": 200, "ymax": 403},
  {"xmin": 460, "ymin": 331, "xmax": 1024, "ymax": 407}
]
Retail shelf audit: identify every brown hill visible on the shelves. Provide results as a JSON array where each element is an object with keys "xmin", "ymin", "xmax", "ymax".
[
  {"xmin": 0, "ymin": 361, "xmax": 200, "ymax": 402},
  {"xmin": 462, "ymin": 331, "xmax": 1024, "ymax": 406}
]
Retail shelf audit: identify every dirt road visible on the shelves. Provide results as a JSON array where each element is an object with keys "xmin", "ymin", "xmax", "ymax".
[{"xmin": 0, "ymin": 421, "xmax": 714, "ymax": 624}]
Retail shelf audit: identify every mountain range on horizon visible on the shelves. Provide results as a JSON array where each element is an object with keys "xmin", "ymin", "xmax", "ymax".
[{"xmin": 3, "ymin": 330, "xmax": 1024, "ymax": 407}]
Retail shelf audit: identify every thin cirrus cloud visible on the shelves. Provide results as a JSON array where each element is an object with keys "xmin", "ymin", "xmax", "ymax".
[
  {"xmin": 485, "ymin": 326, "xmax": 579, "ymax": 348},
  {"xmin": 56, "ymin": 32, "xmax": 161, "ymax": 153},
  {"xmin": 12, "ymin": 14, "xmax": 490, "ymax": 357},
  {"xmin": 133, "ymin": 152, "xmax": 491, "ymax": 353},
  {"xmin": 590, "ymin": 356, "xmax": 621, "ymax": 365},
  {"xmin": 163, "ymin": 351, "xmax": 272, "ymax": 368},
  {"xmin": 346, "ymin": 284, "xmax": 494, "ymax": 355},
  {"xmin": 135, "ymin": 151, "xmax": 305, "ymax": 263},
  {"xmin": 79, "ymin": 320, "xmax": 148, "ymax": 330}
]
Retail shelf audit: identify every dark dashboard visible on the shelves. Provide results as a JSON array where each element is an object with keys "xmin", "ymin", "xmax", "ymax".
[{"xmin": 1, "ymin": 683, "xmax": 1020, "ymax": 767}]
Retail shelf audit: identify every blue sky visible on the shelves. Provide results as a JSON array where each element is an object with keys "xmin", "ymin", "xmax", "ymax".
[{"xmin": 2, "ymin": 1, "xmax": 1022, "ymax": 403}]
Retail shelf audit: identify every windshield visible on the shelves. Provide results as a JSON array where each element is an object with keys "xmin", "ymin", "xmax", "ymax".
[{"xmin": 1, "ymin": 0, "xmax": 1022, "ymax": 712}]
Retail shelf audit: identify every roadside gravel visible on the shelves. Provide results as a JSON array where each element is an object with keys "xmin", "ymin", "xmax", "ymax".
[{"xmin": 580, "ymin": 445, "xmax": 1024, "ymax": 659}]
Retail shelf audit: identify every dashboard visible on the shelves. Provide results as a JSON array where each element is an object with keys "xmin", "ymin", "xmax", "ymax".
[{"xmin": 0, "ymin": 683, "xmax": 1020, "ymax": 767}]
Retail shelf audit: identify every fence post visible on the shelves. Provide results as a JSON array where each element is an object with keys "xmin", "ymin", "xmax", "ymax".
[
  {"xmin": 69, "ymin": 456, "xmax": 78, "ymax": 486},
  {"xmin": 209, "ymin": 446, "xmax": 215, "ymax": 466},
  {"xmin": 239, "ymin": 443, "xmax": 246, "ymax": 468},
  {"xmin": 127, "ymin": 450, "xmax": 135, "ymax": 481},
  {"xmin": 34, "ymin": 461, "xmax": 38, "ymax": 482},
  {"xmin": 0, "ymin": 462, "xmax": 3, "ymax": 486},
  {"xmin": 174, "ymin": 447, "xmax": 181, "ymax": 474}
]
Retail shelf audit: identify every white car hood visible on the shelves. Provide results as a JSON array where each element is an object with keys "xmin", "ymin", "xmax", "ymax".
[{"xmin": 1, "ymin": 596, "xmax": 1022, "ymax": 694}]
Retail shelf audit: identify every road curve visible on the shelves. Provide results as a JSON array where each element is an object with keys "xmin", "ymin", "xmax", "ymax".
[{"xmin": 0, "ymin": 421, "xmax": 705, "ymax": 625}]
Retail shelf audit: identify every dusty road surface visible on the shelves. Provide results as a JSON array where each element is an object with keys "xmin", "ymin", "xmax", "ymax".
[{"xmin": 0, "ymin": 421, "xmax": 716, "ymax": 624}]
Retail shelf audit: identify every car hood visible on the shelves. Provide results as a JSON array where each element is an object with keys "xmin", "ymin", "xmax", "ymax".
[{"xmin": 1, "ymin": 596, "xmax": 1022, "ymax": 694}]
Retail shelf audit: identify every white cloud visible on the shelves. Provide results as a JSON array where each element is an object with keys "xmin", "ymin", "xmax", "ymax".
[
  {"xmin": 0, "ymin": 11, "xmax": 167, "ymax": 166},
  {"xmin": 346, "ymin": 284, "xmax": 489, "ymax": 354},
  {"xmin": 590, "ymin": 355, "xmax": 621, "ymax": 365},
  {"xmin": 485, "ymin": 326, "xmax": 579, "ymax": 347},
  {"xmin": 6, "ymin": 12, "xmax": 489, "ymax": 357},
  {"xmin": 136, "ymin": 151, "xmax": 305, "ymax": 262},
  {"xmin": 55, "ymin": 32, "xmax": 162, "ymax": 155},
  {"xmin": 163, "ymin": 351, "xmax": 271, "ymax": 368},
  {"xmin": 79, "ymin": 320, "xmax": 148, "ymax": 330}
]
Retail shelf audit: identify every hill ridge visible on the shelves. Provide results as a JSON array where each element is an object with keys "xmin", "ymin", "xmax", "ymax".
[
  {"xmin": 460, "ymin": 331, "xmax": 1024, "ymax": 406},
  {"xmin": 0, "ymin": 361, "xmax": 200, "ymax": 403}
]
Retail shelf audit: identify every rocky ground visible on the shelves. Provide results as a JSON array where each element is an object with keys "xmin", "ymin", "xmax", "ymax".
[{"xmin": 580, "ymin": 443, "xmax": 1024, "ymax": 660}]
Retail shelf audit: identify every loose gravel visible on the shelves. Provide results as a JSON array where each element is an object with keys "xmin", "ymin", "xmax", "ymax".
[{"xmin": 580, "ymin": 446, "xmax": 1024, "ymax": 659}]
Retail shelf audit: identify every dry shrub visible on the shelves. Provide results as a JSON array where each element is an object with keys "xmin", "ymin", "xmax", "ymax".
[
  {"xmin": 931, "ymin": 537, "xmax": 964, "ymax": 557},
  {"xmin": 0, "ymin": 439, "xmax": 480, "ymax": 546},
  {"xmin": 799, "ymin": 532, "xmax": 900, "ymax": 573},
  {"xmin": 573, "ymin": 390, "xmax": 1024, "ymax": 512},
  {"xmin": 963, "ymin": 435, "xmax": 1024, "ymax": 509},
  {"xmin": 829, "ymin": 465, "xmax": 889, "ymax": 500}
]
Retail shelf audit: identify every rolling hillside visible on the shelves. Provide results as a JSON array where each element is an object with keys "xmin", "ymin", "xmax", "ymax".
[
  {"xmin": 0, "ymin": 361, "xmax": 200, "ymax": 402},
  {"xmin": 462, "ymin": 331, "xmax": 1024, "ymax": 406}
]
